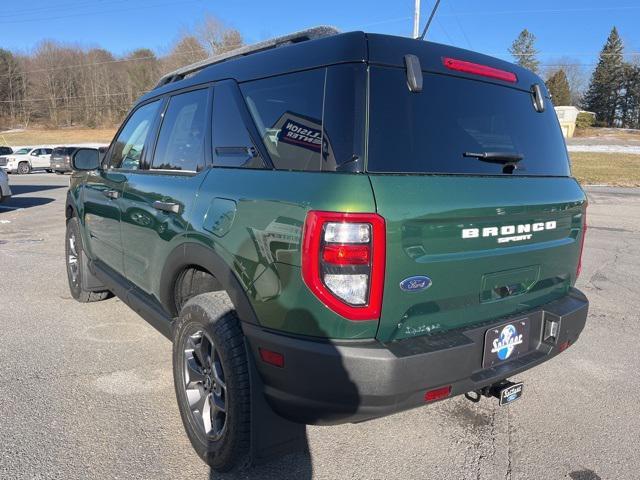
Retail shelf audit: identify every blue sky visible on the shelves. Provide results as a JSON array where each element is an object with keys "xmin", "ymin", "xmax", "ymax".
[{"xmin": 1, "ymin": 0, "xmax": 639, "ymax": 70}]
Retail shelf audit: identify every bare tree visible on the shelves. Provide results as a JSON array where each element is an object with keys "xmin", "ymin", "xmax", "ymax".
[
  {"xmin": 544, "ymin": 57, "xmax": 589, "ymax": 106},
  {"xmin": 124, "ymin": 48, "xmax": 160, "ymax": 104},
  {"xmin": 163, "ymin": 34, "xmax": 208, "ymax": 73},
  {"xmin": 196, "ymin": 14, "xmax": 244, "ymax": 56}
]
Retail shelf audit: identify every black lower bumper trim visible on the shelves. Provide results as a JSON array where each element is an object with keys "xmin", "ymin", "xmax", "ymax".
[{"xmin": 243, "ymin": 288, "xmax": 589, "ymax": 425}]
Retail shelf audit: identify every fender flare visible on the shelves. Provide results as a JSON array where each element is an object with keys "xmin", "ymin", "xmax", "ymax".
[{"xmin": 160, "ymin": 242, "xmax": 259, "ymax": 326}]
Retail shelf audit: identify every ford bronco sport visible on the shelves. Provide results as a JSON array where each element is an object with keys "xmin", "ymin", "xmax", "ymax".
[{"xmin": 65, "ymin": 27, "xmax": 589, "ymax": 471}]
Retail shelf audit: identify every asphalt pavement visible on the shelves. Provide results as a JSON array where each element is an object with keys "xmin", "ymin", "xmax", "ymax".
[{"xmin": 0, "ymin": 174, "xmax": 638, "ymax": 480}]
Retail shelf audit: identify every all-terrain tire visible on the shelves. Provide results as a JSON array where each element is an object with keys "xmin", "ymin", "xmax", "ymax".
[
  {"xmin": 65, "ymin": 216, "xmax": 111, "ymax": 302},
  {"xmin": 173, "ymin": 292, "xmax": 251, "ymax": 472}
]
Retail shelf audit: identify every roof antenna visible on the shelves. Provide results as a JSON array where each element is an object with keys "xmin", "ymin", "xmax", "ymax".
[{"xmin": 419, "ymin": 0, "xmax": 443, "ymax": 41}]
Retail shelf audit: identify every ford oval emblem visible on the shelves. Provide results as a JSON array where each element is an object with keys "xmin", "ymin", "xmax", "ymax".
[{"xmin": 399, "ymin": 276, "xmax": 432, "ymax": 292}]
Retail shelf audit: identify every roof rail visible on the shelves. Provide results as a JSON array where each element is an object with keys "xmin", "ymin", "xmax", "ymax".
[{"xmin": 155, "ymin": 26, "xmax": 340, "ymax": 88}]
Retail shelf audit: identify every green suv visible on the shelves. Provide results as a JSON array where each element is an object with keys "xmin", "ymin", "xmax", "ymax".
[{"xmin": 65, "ymin": 27, "xmax": 589, "ymax": 471}]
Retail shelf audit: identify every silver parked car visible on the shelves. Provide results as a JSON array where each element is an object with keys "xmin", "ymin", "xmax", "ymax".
[{"xmin": 0, "ymin": 168, "xmax": 11, "ymax": 202}]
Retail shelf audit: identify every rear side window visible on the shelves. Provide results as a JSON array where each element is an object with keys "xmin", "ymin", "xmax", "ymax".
[
  {"xmin": 240, "ymin": 65, "xmax": 365, "ymax": 172},
  {"xmin": 152, "ymin": 89, "xmax": 208, "ymax": 172},
  {"xmin": 367, "ymin": 67, "xmax": 570, "ymax": 176},
  {"xmin": 110, "ymin": 100, "xmax": 161, "ymax": 170},
  {"xmin": 212, "ymin": 82, "xmax": 264, "ymax": 169}
]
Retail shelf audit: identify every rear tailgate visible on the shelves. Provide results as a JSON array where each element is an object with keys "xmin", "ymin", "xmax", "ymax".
[
  {"xmin": 365, "ymin": 46, "xmax": 586, "ymax": 342},
  {"xmin": 370, "ymin": 175, "xmax": 585, "ymax": 341}
]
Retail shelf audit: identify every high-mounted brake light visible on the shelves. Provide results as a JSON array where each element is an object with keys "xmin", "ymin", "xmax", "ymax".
[
  {"xmin": 442, "ymin": 57, "xmax": 518, "ymax": 83},
  {"xmin": 302, "ymin": 211, "xmax": 385, "ymax": 321},
  {"xmin": 576, "ymin": 206, "xmax": 588, "ymax": 279}
]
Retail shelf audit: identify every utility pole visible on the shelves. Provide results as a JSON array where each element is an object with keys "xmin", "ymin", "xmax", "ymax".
[{"xmin": 413, "ymin": 0, "xmax": 421, "ymax": 38}]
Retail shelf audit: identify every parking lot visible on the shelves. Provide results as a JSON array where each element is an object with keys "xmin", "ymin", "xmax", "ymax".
[{"xmin": 0, "ymin": 173, "xmax": 638, "ymax": 480}]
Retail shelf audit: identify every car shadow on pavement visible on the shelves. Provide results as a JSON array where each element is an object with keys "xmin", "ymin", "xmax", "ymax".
[
  {"xmin": 0, "ymin": 196, "xmax": 55, "ymax": 211},
  {"xmin": 206, "ymin": 307, "xmax": 360, "ymax": 480},
  {"xmin": 8, "ymin": 184, "xmax": 67, "ymax": 195}
]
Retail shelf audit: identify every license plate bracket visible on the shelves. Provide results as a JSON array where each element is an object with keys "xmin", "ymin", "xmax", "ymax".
[{"xmin": 483, "ymin": 318, "xmax": 530, "ymax": 368}]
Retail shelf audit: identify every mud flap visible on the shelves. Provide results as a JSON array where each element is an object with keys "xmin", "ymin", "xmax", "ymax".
[
  {"xmin": 82, "ymin": 251, "xmax": 107, "ymax": 291},
  {"xmin": 246, "ymin": 339, "xmax": 308, "ymax": 465}
]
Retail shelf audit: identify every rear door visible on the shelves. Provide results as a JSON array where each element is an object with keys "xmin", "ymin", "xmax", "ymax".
[
  {"xmin": 120, "ymin": 87, "xmax": 211, "ymax": 295},
  {"xmin": 367, "ymin": 66, "xmax": 587, "ymax": 342}
]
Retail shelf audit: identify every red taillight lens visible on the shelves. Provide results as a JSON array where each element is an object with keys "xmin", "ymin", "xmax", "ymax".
[
  {"xmin": 259, "ymin": 348, "xmax": 285, "ymax": 368},
  {"xmin": 322, "ymin": 244, "xmax": 370, "ymax": 265},
  {"xmin": 302, "ymin": 211, "xmax": 386, "ymax": 321},
  {"xmin": 576, "ymin": 206, "xmax": 588, "ymax": 279},
  {"xmin": 442, "ymin": 57, "xmax": 518, "ymax": 83},
  {"xmin": 425, "ymin": 385, "xmax": 452, "ymax": 402}
]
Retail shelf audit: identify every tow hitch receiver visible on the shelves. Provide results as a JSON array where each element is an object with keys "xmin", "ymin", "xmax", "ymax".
[
  {"xmin": 465, "ymin": 380, "xmax": 524, "ymax": 406},
  {"xmin": 492, "ymin": 380, "xmax": 524, "ymax": 406}
]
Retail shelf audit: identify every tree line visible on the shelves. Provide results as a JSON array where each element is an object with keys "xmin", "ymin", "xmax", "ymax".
[
  {"xmin": 509, "ymin": 26, "xmax": 640, "ymax": 128},
  {"xmin": 0, "ymin": 15, "xmax": 242, "ymax": 129},
  {"xmin": 1, "ymin": 20, "xmax": 638, "ymax": 130}
]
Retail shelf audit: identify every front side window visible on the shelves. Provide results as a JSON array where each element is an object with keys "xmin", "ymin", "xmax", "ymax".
[
  {"xmin": 152, "ymin": 89, "xmax": 208, "ymax": 172},
  {"xmin": 212, "ymin": 82, "xmax": 264, "ymax": 169},
  {"xmin": 110, "ymin": 100, "xmax": 161, "ymax": 170}
]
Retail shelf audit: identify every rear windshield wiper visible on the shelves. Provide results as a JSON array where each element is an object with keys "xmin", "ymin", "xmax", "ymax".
[{"xmin": 463, "ymin": 151, "xmax": 524, "ymax": 164}]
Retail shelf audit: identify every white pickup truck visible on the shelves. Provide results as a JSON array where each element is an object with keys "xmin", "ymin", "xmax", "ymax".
[{"xmin": 0, "ymin": 146, "xmax": 55, "ymax": 174}]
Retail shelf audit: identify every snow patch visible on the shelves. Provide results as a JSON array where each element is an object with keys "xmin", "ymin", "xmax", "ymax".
[{"xmin": 567, "ymin": 145, "xmax": 640, "ymax": 154}]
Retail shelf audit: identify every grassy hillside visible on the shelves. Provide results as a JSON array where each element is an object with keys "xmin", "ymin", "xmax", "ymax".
[
  {"xmin": 570, "ymin": 152, "xmax": 640, "ymax": 186},
  {"xmin": 0, "ymin": 128, "xmax": 116, "ymax": 146}
]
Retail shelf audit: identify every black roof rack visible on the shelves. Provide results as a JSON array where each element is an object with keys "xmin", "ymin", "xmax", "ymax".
[{"xmin": 155, "ymin": 26, "xmax": 340, "ymax": 88}]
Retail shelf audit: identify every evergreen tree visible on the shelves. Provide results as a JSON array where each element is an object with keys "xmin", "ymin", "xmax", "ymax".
[
  {"xmin": 546, "ymin": 69, "xmax": 572, "ymax": 105},
  {"xmin": 620, "ymin": 63, "xmax": 640, "ymax": 129},
  {"xmin": 509, "ymin": 29, "xmax": 540, "ymax": 73},
  {"xmin": 582, "ymin": 27, "xmax": 625, "ymax": 127}
]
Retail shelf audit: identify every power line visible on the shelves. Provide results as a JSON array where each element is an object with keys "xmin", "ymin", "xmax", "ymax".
[
  {"xmin": 439, "ymin": 5, "xmax": 640, "ymax": 17},
  {"xmin": 0, "ymin": 47, "xmax": 209, "ymax": 79},
  {"xmin": 0, "ymin": 0, "xmax": 201, "ymax": 25},
  {"xmin": 447, "ymin": 1, "xmax": 473, "ymax": 49},
  {"xmin": 1, "ymin": 0, "xmax": 134, "ymax": 19},
  {"xmin": 0, "ymin": 92, "xmax": 132, "ymax": 104}
]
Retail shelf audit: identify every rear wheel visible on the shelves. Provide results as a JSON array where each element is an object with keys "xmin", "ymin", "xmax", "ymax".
[
  {"xmin": 65, "ymin": 216, "xmax": 111, "ymax": 302},
  {"xmin": 173, "ymin": 292, "xmax": 250, "ymax": 472},
  {"xmin": 17, "ymin": 162, "xmax": 30, "ymax": 175}
]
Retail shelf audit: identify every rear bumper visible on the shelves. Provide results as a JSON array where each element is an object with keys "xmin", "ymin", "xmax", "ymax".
[
  {"xmin": 51, "ymin": 162, "xmax": 71, "ymax": 172},
  {"xmin": 243, "ymin": 288, "xmax": 588, "ymax": 425}
]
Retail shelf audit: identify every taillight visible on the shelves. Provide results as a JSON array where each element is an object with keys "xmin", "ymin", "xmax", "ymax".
[
  {"xmin": 442, "ymin": 57, "xmax": 518, "ymax": 83},
  {"xmin": 302, "ymin": 211, "xmax": 385, "ymax": 321},
  {"xmin": 576, "ymin": 206, "xmax": 588, "ymax": 279}
]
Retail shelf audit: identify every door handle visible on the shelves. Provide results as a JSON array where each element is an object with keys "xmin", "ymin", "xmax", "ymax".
[
  {"xmin": 153, "ymin": 201, "xmax": 180, "ymax": 214},
  {"xmin": 102, "ymin": 190, "xmax": 119, "ymax": 199}
]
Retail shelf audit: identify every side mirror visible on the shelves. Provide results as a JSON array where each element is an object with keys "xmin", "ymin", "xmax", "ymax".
[{"xmin": 72, "ymin": 148, "xmax": 101, "ymax": 171}]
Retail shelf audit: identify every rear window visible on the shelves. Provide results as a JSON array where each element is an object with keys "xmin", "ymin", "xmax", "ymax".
[
  {"xmin": 53, "ymin": 147, "xmax": 75, "ymax": 156},
  {"xmin": 240, "ymin": 65, "xmax": 366, "ymax": 172},
  {"xmin": 367, "ymin": 67, "xmax": 570, "ymax": 176}
]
